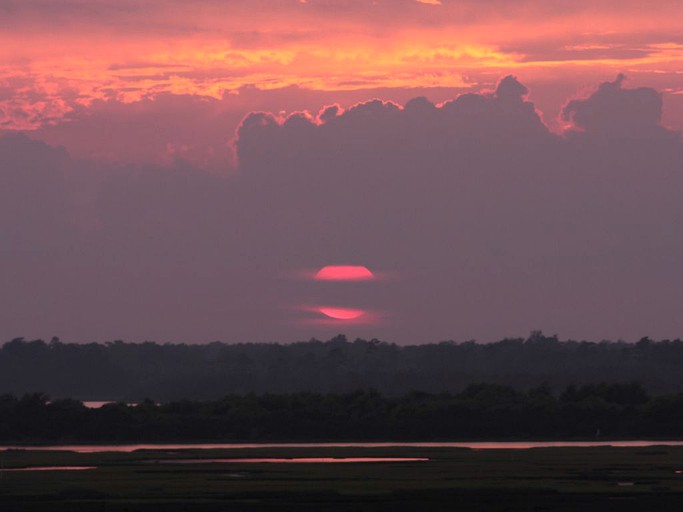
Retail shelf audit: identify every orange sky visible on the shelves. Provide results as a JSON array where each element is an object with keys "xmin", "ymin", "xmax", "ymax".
[{"xmin": 3, "ymin": 0, "xmax": 683, "ymax": 131}]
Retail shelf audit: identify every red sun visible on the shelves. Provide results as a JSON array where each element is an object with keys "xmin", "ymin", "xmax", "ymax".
[
  {"xmin": 319, "ymin": 307, "xmax": 366, "ymax": 320},
  {"xmin": 315, "ymin": 265, "xmax": 374, "ymax": 281}
]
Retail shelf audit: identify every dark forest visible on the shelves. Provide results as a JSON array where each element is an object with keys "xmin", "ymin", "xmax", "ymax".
[
  {"xmin": 2, "ymin": 332, "xmax": 683, "ymax": 400},
  {"xmin": 3, "ymin": 333, "xmax": 683, "ymax": 443},
  {"xmin": 2, "ymin": 383, "xmax": 683, "ymax": 442}
]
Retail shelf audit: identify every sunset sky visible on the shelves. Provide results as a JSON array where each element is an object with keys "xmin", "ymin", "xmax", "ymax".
[{"xmin": 3, "ymin": 0, "xmax": 683, "ymax": 344}]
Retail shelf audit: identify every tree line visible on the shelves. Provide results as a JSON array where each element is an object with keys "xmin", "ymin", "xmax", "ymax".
[
  {"xmin": 2, "ymin": 333, "xmax": 683, "ymax": 401},
  {"xmin": 1, "ymin": 383, "xmax": 682, "ymax": 443}
]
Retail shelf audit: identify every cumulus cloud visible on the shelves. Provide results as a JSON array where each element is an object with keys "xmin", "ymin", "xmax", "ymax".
[
  {"xmin": 2, "ymin": 75, "xmax": 683, "ymax": 344},
  {"xmin": 237, "ymin": 75, "xmax": 550, "ymax": 167},
  {"xmin": 563, "ymin": 74, "xmax": 667, "ymax": 137}
]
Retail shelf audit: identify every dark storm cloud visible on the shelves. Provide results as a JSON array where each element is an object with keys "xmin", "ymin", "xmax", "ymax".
[
  {"xmin": 563, "ymin": 74, "xmax": 666, "ymax": 137},
  {"xmin": 2, "ymin": 76, "xmax": 683, "ymax": 343},
  {"xmin": 237, "ymin": 75, "xmax": 550, "ymax": 167}
]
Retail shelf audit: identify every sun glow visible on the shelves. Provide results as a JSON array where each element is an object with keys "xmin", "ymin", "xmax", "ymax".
[
  {"xmin": 315, "ymin": 266, "xmax": 375, "ymax": 282},
  {"xmin": 318, "ymin": 307, "xmax": 366, "ymax": 320}
]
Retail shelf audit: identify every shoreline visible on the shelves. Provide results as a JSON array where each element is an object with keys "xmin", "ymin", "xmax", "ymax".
[{"xmin": 4, "ymin": 439, "xmax": 683, "ymax": 452}]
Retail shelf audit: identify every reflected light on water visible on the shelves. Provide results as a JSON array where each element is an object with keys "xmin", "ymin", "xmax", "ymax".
[
  {"xmin": 83, "ymin": 401, "xmax": 113, "ymax": 408},
  {"xmin": 0, "ymin": 466, "xmax": 96, "ymax": 472},
  {"xmin": 82, "ymin": 401, "xmax": 139, "ymax": 408},
  {"xmin": 157, "ymin": 457, "xmax": 428, "ymax": 464},
  {"xmin": 4, "ymin": 441, "xmax": 683, "ymax": 453}
]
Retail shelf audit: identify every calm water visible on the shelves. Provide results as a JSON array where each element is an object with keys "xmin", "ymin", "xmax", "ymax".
[
  {"xmin": 0, "ymin": 466, "xmax": 96, "ymax": 472},
  {"xmin": 2, "ymin": 441, "xmax": 683, "ymax": 453},
  {"xmin": 152, "ymin": 457, "xmax": 429, "ymax": 464},
  {"xmin": 82, "ymin": 401, "xmax": 138, "ymax": 408}
]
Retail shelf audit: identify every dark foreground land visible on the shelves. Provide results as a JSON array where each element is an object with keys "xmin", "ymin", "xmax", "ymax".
[{"xmin": 2, "ymin": 445, "xmax": 683, "ymax": 511}]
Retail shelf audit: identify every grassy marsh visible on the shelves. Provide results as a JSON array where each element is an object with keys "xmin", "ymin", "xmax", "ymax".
[{"xmin": 1, "ymin": 445, "xmax": 683, "ymax": 510}]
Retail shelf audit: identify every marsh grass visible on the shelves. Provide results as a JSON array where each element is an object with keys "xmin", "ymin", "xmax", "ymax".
[{"xmin": 2, "ymin": 446, "xmax": 683, "ymax": 510}]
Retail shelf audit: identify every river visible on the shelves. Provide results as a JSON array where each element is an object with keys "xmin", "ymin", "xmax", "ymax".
[{"xmin": 2, "ymin": 440, "xmax": 683, "ymax": 453}]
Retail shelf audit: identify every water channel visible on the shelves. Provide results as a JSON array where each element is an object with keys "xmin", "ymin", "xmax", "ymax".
[{"xmin": 3, "ymin": 440, "xmax": 683, "ymax": 453}]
